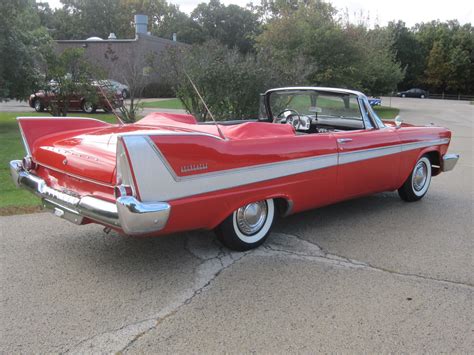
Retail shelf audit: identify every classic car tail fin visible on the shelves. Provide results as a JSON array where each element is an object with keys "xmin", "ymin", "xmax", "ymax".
[
  {"xmin": 115, "ymin": 136, "xmax": 141, "ymax": 200},
  {"xmin": 17, "ymin": 116, "xmax": 110, "ymax": 155}
]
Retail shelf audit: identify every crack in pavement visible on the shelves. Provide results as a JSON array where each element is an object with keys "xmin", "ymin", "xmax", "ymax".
[
  {"xmin": 64, "ymin": 233, "xmax": 248, "ymax": 354},
  {"xmin": 64, "ymin": 231, "xmax": 473, "ymax": 354},
  {"xmin": 262, "ymin": 232, "xmax": 474, "ymax": 289}
]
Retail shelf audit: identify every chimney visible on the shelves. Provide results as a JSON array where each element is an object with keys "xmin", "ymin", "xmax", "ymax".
[{"xmin": 134, "ymin": 14, "xmax": 148, "ymax": 35}]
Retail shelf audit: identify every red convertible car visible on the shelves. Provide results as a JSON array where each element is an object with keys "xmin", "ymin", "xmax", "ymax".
[{"xmin": 10, "ymin": 87, "xmax": 459, "ymax": 250}]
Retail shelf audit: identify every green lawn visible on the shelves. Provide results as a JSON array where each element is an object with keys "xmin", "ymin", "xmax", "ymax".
[
  {"xmin": 0, "ymin": 111, "xmax": 116, "ymax": 214},
  {"xmin": 140, "ymin": 98, "xmax": 184, "ymax": 109},
  {"xmin": 373, "ymin": 106, "xmax": 399, "ymax": 120}
]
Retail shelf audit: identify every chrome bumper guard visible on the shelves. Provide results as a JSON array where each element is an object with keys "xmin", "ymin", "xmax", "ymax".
[
  {"xmin": 441, "ymin": 154, "xmax": 460, "ymax": 172},
  {"xmin": 10, "ymin": 160, "xmax": 170, "ymax": 235}
]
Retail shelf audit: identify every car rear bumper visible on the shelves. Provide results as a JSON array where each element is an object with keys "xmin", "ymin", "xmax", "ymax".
[
  {"xmin": 441, "ymin": 154, "xmax": 460, "ymax": 172},
  {"xmin": 10, "ymin": 160, "xmax": 170, "ymax": 235}
]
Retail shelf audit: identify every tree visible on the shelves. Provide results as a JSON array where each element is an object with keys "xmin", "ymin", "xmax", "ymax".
[
  {"xmin": 0, "ymin": 0, "xmax": 53, "ymax": 101},
  {"xmin": 45, "ymin": 48, "xmax": 99, "ymax": 116},
  {"xmin": 191, "ymin": 0, "xmax": 261, "ymax": 53},
  {"xmin": 161, "ymin": 41, "xmax": 276, "ymax": 121},
  {"xmin": 447, "ymin": 46, "xmax": 471, "ymax": 93},
  {"xmin": 354, "ymin": 26, "xmax": 404, "ymax": 95},
  {"xmin": 104, "ymin": 45, "xmax": 158, "ymax": 122},
  {"xmin": 387, "ymin": 21, "xmax": 426, "ymax": 90},
  {"xmin": 48, "ymin": 0, "xmax": 134, "ymax": 39},
  {"xmin": 257, "ymin": 0, "xmax": 403, "ymax": 94},
  {"xmin": 424, "ymin": 41, "xmax": 450, "ymax": 91}
]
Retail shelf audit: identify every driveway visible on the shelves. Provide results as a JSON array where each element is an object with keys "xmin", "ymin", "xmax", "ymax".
[{"xmin": 1, "ymin": 98, "xmax": 472, "ymax": 353}]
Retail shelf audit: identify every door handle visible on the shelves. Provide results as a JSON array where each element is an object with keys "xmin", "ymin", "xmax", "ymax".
[{"xmin": 337, "ymin": 138, "xmax": 353, "ymax": 144}]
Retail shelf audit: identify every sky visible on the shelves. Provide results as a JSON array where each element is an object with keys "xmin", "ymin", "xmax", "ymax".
[{"xmin": 45, "ymin": 0, "xmax": 473, "ymax": 27}]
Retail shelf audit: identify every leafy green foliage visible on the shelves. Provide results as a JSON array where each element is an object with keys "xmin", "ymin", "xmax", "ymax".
[
  {"xmin": 389, "ymin": 20, "xmax": 474, "ymax": 93},
  {"xmin": 0, "ymin": 0, "xmax": 54, "ymax": 101},
  {"xmin": 44, "ymin": 48, "xmax": 100, "ymax": 116},
  {"xmin": 27, "ymin": 0, "xmax": 474, "ymax": 102},
  {"xmin": 256, "ymin": 0, "xmax": 404, "ymax": 95},
  {"xmin": 190, "ymin": 0, "xmax": 261, "ymax": 53},
  {"xmin": 162, "ymin": 41, "xmax": 276, "ymax": 121}
]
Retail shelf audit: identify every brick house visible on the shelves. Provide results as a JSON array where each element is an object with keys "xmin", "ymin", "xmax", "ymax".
[{"xmin": 55, "ymin": 15, "xmax": 181, "ymax": 93}]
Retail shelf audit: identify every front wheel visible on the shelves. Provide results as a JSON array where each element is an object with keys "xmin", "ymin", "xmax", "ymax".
[
  {"xmin": 33, "ymin": 99, "xmax": 44, "ymax": 112},
  {"xmin": 398, "ymin": 156, "xmax": 432, "ymax": 202},
  {"xmin": 215, "ymin": 199, "xmax": 275, "ymax": 251},
  {"xmin": 81, "ymin": 100, "xmax": 96, "ymax": 114}
]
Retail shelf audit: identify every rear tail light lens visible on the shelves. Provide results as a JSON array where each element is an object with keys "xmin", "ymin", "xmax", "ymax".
[{"xmin": 22, "ymin": 156, "xmax": 36, "ymax": 171}]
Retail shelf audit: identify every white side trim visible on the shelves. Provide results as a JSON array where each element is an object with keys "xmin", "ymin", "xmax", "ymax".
[
  {"xmin": 339, "ymin": 144, "xmax": 402, "ymax": 164},
  {"xmin": 122, "ymin": 136, "xmax": 338, "ymax": 202},
  {"xmin": 401, "ymin": 138, "xmax": 450, "ymax": 151},
  {"xmin": 122, "ymin": 136, "xmax": 450, "ymax": 202}
]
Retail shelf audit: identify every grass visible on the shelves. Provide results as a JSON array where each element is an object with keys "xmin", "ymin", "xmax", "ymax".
[
  {"xmin": 0, "ymin": 111, "xmax": 116, "ymax": 215},
  {"xmin": 140, "ymin": 98, "xmax": 184, "ymax": 109},
  {"xmin": 373, "ymin": 106, "xmax": 399, "ymax": 119}
]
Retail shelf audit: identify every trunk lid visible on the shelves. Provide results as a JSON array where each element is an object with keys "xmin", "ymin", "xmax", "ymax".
[{"xmin": 33, "ymin": 126, "xmax": 118, "ymax": 184}]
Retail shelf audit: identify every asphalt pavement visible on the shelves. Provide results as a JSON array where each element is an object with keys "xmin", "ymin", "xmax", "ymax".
[{"xmin": 1, "ymin": 97, "xmax": 472, "ymax": 353}]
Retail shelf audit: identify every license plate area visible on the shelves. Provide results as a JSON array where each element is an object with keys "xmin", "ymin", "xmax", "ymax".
[{"xmin": 42, "ymin": 199, "xmax": 84, "ymax": 225}]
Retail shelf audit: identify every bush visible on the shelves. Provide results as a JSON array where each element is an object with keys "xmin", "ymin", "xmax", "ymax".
[
  {"xmin": 161, "ymin": 41, "xmax": 280, "ymax": 121},
  {"xmin": 141, "ymin": 82, "xmax": 175, "ymax": 98}
]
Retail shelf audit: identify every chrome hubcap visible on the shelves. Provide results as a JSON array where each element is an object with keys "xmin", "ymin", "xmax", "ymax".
[
  {"xmin": 35, "ymin": 101, "xmax": 41, "ymax": 110},
  {"xmin": 413, "ymin": 161, "xmax": 428, "ymax": 191},
  {"xmin": 236, "ymin": 201, "xmax": 268, "ymax": 235}
]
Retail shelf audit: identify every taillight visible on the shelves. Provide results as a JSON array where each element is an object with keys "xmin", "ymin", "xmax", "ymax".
[
  {"xmin": 22, "ymin": 156, "xmax": 36, "ymax": 171},
  {"xmin": 114, "ymin": 184, "xmax": 134, "ymax": 198}
]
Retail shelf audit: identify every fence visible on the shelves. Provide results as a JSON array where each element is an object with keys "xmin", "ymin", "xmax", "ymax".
[{"xmin": 426, "ymin": 93, "xmax": 474, "ymax": 101}]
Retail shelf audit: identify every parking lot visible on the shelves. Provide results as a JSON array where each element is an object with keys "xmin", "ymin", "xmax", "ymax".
[{"xmin": 1, "ymin": 98, "xmax": 472, "ymax": 353}]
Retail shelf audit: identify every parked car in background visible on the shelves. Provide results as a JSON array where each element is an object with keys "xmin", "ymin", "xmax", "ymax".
[
  {"xmin": 106, "ymin": 80, "xmax": 129, "ymax": 99},
  {"xmin": 29, "ymin": 81, "xmax": 124, "ymax": 113},
  {"xmin": 368, "ymin": 97, "xmax": 382, "ymax": 106},
  {"xmin": 397, "ymin": 88, "xmax": 429, "ymax": 98},
  {"xmin": 12, "ymin": 87, "xmax": 459, "ymax": 251}
]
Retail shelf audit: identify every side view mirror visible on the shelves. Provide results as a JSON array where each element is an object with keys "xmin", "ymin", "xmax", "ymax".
[{"xmin": 395, "ymin": 115, "xmax": 402, "ymax": 129}]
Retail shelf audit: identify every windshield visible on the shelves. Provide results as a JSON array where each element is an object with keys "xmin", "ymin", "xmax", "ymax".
[{"xmin": 268, "ymin": 90, "xmax": 362, "ymax": 121}]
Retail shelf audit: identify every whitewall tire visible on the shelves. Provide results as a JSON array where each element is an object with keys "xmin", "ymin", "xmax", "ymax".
[
  {"xmin": 398, "ymin": 156, "xmax": 432, "ymax": 202},
  {"xmin": 215, "ymin": 199, "xmax": 275, "ymax": 251}
]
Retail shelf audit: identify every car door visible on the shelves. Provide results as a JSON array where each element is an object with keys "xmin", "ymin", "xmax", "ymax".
[{"xmin": 334, "ymin": 99, "xmax": 401, "ymax": 200}]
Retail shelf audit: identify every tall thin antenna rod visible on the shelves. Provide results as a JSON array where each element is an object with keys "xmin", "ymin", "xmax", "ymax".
[
  {"xmin": 184, "ymin": 72, "xmax": 226, "ymax": 140},
  {"xmin": 96, "ymin": 81, "xmax": 125, "ymax": 126}
]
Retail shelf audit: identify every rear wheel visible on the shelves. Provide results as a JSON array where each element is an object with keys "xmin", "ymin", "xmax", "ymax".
[
  {"xmin": 401, "ymin": 94, "xmax": 406, "ymax": 98},
  {"xmin": 215, "ymin": 199, "xmax": 275, "ymax": 251},
  {"xmin": 33, "ymin": 99, "xmax": 44, "ymax": 112},
  {"xmin": 420, "ymin": 94, "xmax": 425, "ymax": 99},
  {"xmin": 398, "ymin": 156, "xmax": 432, "ymax": 202}
]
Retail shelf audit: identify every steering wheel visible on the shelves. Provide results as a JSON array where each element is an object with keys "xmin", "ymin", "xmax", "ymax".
[{"xmin": 276, "ymin": 109, "xmax": 302, "ymax": 130}]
